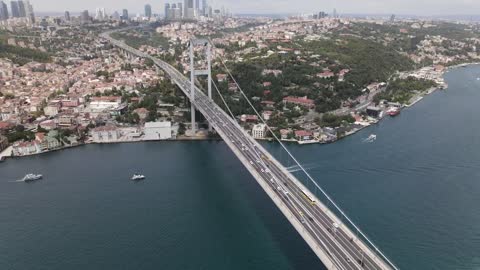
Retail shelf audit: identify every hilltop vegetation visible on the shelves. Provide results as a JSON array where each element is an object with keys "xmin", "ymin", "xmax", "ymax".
[
  {"xmin": 373, "ymin": 77, "xmax": 437, "ymax": 104},
  {"xmin": 0, "ymin": 30, "xmax": 51, "ymax": 65},
  {"xmin": 214, "ymin": 36, "xmax": 414, "ymax": 114}
]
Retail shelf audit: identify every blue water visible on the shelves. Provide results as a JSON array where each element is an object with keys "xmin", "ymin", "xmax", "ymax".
[{"xmin": 1, "ymin": 65, "xmax": 480, "ymax": 269}]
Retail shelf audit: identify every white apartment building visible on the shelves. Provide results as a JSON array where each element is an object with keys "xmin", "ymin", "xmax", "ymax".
[{"xmin": 252, "ymin": 123, "xmax": 267, "ymax": 139}]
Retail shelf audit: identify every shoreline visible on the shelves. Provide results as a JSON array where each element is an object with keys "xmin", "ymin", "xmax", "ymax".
[{"xmin": 2, "ymin": 62, "xmax": 477, "ymax": 163}]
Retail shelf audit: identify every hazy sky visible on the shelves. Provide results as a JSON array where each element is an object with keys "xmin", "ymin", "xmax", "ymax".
[{"xmin": 29, "ymin": 0, "xmax": 480, "ymax": 15}]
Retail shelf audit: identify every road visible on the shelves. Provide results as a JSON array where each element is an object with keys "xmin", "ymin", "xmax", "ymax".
[{"xmin": 101, "ymin": 29, "xmax": 397, "ymax": 270}]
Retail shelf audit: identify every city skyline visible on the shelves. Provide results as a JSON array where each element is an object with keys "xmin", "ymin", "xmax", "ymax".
[{"xmin": 15, "ymin": 0, "xmax": 480, "ymax": 16}]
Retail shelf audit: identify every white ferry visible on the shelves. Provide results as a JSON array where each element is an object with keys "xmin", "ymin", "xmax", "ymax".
[
  {"xmin": 131, "ymin": 174, "xmax": 146, "ymax": 181},
  {"xmin": 22, "ymin": 174, "xmax": 43, "ymax": 182}
]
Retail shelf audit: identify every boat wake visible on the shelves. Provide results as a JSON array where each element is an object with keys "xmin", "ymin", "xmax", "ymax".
[
  {"xmin": 9, "ymin": 179, "xmax": 26, "ymax": 183},
  {"xmin": 286, "ymin": 163, "xmax": 322, "ymax": 173}
]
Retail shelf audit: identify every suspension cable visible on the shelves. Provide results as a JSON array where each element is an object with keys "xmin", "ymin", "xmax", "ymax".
[{"xmin": 209, "ymin": 39, "xmax": 399, "ymax": 270}]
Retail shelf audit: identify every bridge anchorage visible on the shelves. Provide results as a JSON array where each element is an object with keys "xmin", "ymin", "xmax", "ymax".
[{"xmin": 101, "ymin": 27, "xmax": 399, "ymax": 270}]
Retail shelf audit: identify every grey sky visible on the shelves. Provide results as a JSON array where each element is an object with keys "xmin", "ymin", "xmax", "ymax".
[{"xmin": 29, "ymin": 0, "xmax": 480, "ymax": 15}]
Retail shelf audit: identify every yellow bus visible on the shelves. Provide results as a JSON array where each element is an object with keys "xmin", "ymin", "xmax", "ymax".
[{"xmin": 301, "ymin": 189, "xmax": 316, "ymax": 205}]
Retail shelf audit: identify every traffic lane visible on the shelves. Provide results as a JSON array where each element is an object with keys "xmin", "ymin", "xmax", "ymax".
[
  {"xmin": 264, "ymin": 162, "xmax": 381, "ymax": 270},
  {"xmin": 147, "ymin": 62, "xmax": 384, "ymax": 270},
  {"xmin": 263, "ymin": 166, "xmax": 362, "ymax": 270},
  {"xmin": 105, "ymin": 36, "xmax": 363, "ymax": 268},
  {"xmin": 195, "ymin": 90, "xmax": 370, "ymax": 269}
]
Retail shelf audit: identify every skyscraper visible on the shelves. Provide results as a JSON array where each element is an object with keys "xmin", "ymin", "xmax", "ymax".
[
  {"xmin": 112, "ymin": 11, "xmax": 120, "ymax": 20},
  {"xmin": 164, "ymin": 3, "xmax": 170, "ymax": 19},
  {"xmin": 80, "ymin": 10, "xmax": 90, "ymax": 24},
  {"xmin": 122, "ymin": 9, "xmax": 129, "ymax": 20},
  {"xmin": 17, "ymin": 0, "xmax": 26, "ymax": 17},
  {"xmin": 195, "ymin": 0, "xmax": 199, "ymax": 16},
  {"xmin": 10, "ymin": 1, "xmax": 19, "ymax": 17},
  {"xmin": 144, "ymin": 4, "xmax": 152, "ymax": 18},
  {"xmin": 0, "ymin": 1, "xmax": 8, "ymax": 20},
  {"xmin": 183, "ymin": 0, "xmax": 194, "ymax": 19},
  {"xmin": 95, "ymin": 8, "xmax": 106, "ymax": 21},
  {"xmin": 24, "ymin": 1, "xmax": 34, "ymax": 23},
  {"xmin": 64, "ymin": 11, "xmax": 70, "ymax": 21},
  {"xmin": 177, "ymin": 2, "xmax": 183, "ymax": 18},
  {"xmin": 332, "ymin": 8, "xmax": 337, "ymax": 19},
  {"xmin": 201, "ymin": 0, "xmax": 207, "ymax": 16}
]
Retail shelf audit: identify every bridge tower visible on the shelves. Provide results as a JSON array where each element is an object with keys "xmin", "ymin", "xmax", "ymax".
[{"xmin": 189, "ymin": 39, "xmax": 213, "ymax": 134}]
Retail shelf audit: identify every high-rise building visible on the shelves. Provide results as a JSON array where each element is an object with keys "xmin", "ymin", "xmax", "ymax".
[
  {"xmin": 144, "ymin": 4, "xmax": 152, "ymax": 18},
  {"xmin": 0, "ymin": 1, "xmax": 7, "ymax": 19},
  {"xmin": 165, "ymin": 3, "xmax": 170, "ymax": 19},
  {"xmin": 201, "ymin": 0, "xmax": 207, "ymax": 16},
  {"xmin": 95, "ymin": 8, "xmax": 107, "ymax": 21},
  {"xmin": 184, "ymin": 0, "xmax": 194, "ymax": 19},
  {"xmin": 177, "ymin": 2, "xmax": 183, "ymax": 18},
  {"xmin": 112, "ymin": 11, "xmax": 120, "ymax": 20},
  {"xmin": 80, "ymin": 10, "xmax": 90, "ymax": 24},
  {"xmin": 332, "ymin": 8, "xmax": 337, "ymax": 18},
  {"xmin": 24, "ymin": 0, "xmax": 34, "ymax": 23},
  {"xmin": 122, "ymin": 9, "xmax": 129, "ymax": 20},
  {"xmin": 390, "ymin": 14, "xmax": 396, "ymax": 23},
  {"xmin": 17, "ymin": 0, "xmax": 25, "ymax": 17},
  {"xmin": 10, "ymin": 1, "xmax": 19, "ymax": 17},
  {"xmin": 195, "ymin": 0, "xmax": 199, "ymax": 16},
  {"xmin": 0, "ymin": 1, "xmax": 8, "ymax": 20},
  {"xmin": 64, "ymin": 11, "xmax": 70, "ymax": 21}
]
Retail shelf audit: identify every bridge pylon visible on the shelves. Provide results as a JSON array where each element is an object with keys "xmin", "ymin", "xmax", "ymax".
[{"xmin": 188, "ymin": 39, "xmax": 213, "ymax": 135}]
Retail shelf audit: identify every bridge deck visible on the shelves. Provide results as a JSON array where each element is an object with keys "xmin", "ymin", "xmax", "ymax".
[{"xmin": 101, "ymin": 29, "xmax": 396, "ymax": 270}]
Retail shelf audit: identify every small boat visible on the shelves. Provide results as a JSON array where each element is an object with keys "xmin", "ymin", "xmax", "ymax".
[
  {"xmin": 22, "ymin": 174, "xmax": 43, "ymax": 182},
  {"xmin": 364, "ymin": 134, "xmax": 377, "ymax": 143},
  {"xmin": 131, "ymin": 174, "xmax": 145, "ymax": 181}
]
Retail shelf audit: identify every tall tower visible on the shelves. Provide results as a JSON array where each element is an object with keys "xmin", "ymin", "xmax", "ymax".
[
  {"xmin": 164, "ymin": 3, "xmax": 170, "ymax": 20},
  {"xmin": 122, "ymin": 9, "xmax": 129, "ymax": 20},
  {"xmin": 189, "ymin": 39, "xmax": 213, "ymax": 134},
  {"xmin": 0, "ymin": 1, "xmax": 8, "ymax": 20},
  {"xmin": 144, "ymin": 4, "xmax": 152, "ymax": 18},
  {"xmin": 24, "ymin": 0, "xmax": 34, "ymax": 23},
  {"xmin": 184, "ymin": 0, "xmax": 194, "ymax": 19},
  {"xmin": 10, "ymin": 1, "xmax": 18, "ymax": 17},
  {"xmin": 17, "ymin": 0, "xmax": 25, "ymax": 17},
  {"xmin": 201, "ymin": 0, "xmax": 207, "ymax": 16},
  {"xmin": 64, "ymin": 11, "xmax": 70, "ymax": 21}
]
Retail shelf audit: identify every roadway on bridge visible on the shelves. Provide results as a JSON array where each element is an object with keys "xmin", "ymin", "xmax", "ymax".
[{"xmin": 101, "ymin": 29, "xmax": 395, "ymax": 270}]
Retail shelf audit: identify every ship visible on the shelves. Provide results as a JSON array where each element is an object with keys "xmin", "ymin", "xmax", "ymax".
[
  {"xmin": 22, "ymin": 174, "xmax": 43, "ymax": 182},
  {"xmin": 364, "ymin": 134, "xmax": 377, "ymax": 143},
  {"xmin": 387, "ymin": 107, "xmax": 401, "ymax": 117},
  {"xmin": 131, "ymin": 174, "xmax": 145, "ymax": 181}
]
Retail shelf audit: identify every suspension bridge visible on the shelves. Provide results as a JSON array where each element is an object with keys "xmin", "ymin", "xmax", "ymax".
[{"xmin": 100, "ymin": 27, "xmax": 399, "ymax": 270}]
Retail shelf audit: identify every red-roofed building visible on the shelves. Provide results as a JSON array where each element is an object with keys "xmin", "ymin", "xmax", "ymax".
[
  {"xmin": 0, "ymin": 121, "xmax": 13, "ymax": 132},
  {"xmin": 295, "ymin": 130, "xmax": 313, "ymax": 141},
  {"xmin": 90, "ymin": 96, "xmax": 122, "ymax": 103},
  {"xmin": 317, "ymin": 71, "xmax": 335, "ymax": 79},
  {"xmin": 240, "ymin": 114, "xmax": 258, "ymax": 123},
  {"xmin": 283, "ymin": 96, "xmax": 315, "ymax": 109},
  {"xmin": 216, "ymin": 74, "xmax": 227, "ymax": 82},
  {"xmin": 262, "ymin": 111, "xmax": 273, "ymax": 120},
  {"xmin": 133, "ymin": 108, "xmax": 149, "ymax": 121}
]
